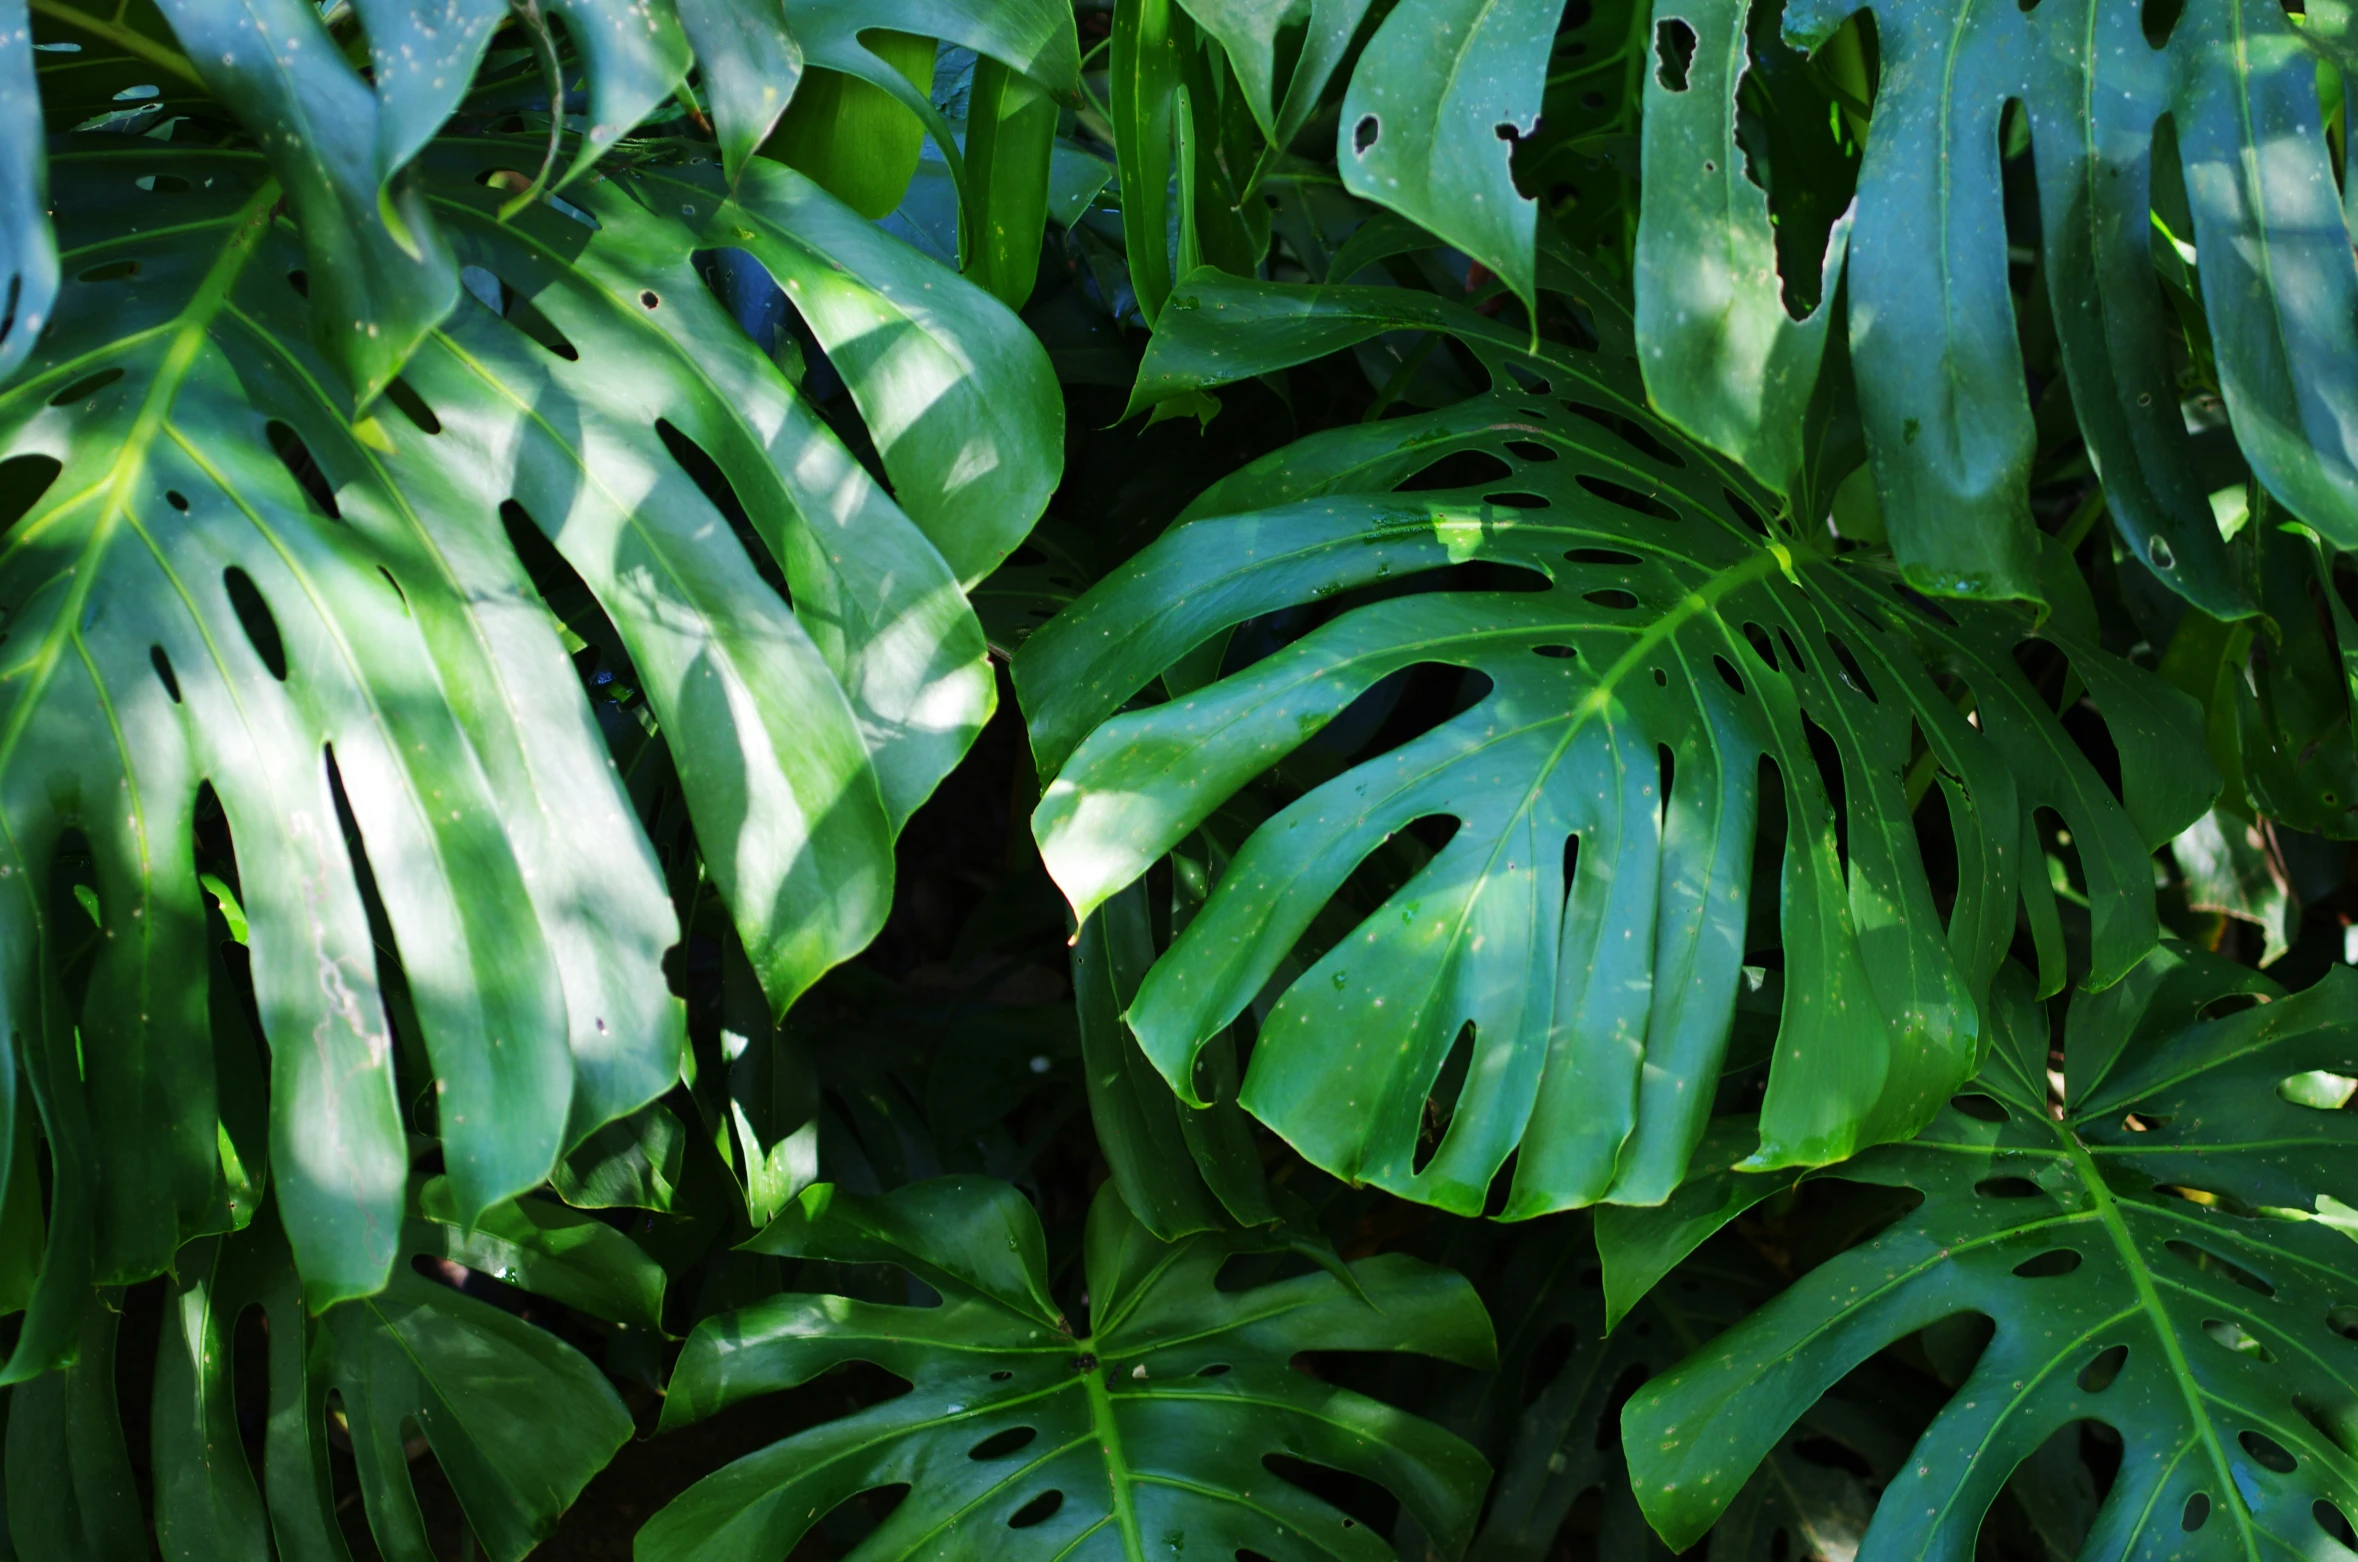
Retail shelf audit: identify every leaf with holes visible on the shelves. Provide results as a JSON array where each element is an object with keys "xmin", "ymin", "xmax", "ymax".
[
  {"xmin": 1020, "ymin": 269, "xmax": 2212, "ymax": 1219},
  {"xmin": 0, "ymin": 0, "xmax": 53, "ymax": 385},
  {"xmin": 638, "ymin": 1176, "xmax": 1497, "ymax": 1562},
  {"xmin": 1638, "ymin": 0, "xmax": 2358, "ymax": 612},
  {"xmin": 1635, "ymin": 0, "xmax": 1850, "ymax": 502},
  {"xmin": 132, "ymin": 1184, "xmax": 655, "ymax": 1562},
  {"xmin": 0, "ymin": 134, "xmax": 1048, "ymax": 1315},
  {"xmin": 1623, "ymin": 949, "xmax": 2358, "ymax": 1559},
  {"xmin": 1466, "ymin": 1213, "xmax": 1909, "ymax": 1562},
  {"xmin": 1337, "ymin": 0, "xmax": 1559, "ymax": 315}
]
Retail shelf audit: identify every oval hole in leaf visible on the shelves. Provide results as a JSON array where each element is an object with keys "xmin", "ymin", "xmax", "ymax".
[
  {"xmin": 2183, "ymin": 1492, "xmax": 2210, "ymax": 1531},
  {"xmin": 1974, "ymin": 1176, "xmax": 2041, "ymax": 1199},
  {"xmin": 2202, "ymin": 1318, "xmax": 2272, "ymax": 1362},
  {"xmin": 1398, "ymin": 449, "xmax": 1512, "ymax": 492},
  {"xmin": 1584, "ymin": 588, "xmax": 1638, "ymax": 610},
  {"xmin": 2278, "ymin": 1071, "xmax": 2357, "ymax": 1110},
  {"xmin": 463, "ymin": 266, "xmax": 580, "ymax": 361},
  {"xmin": 2077, "ymin": 1344, "xmax": 2126, "ymax": 1392},
  {"xmin": 222, "ymin": 568, "xmax": 288, "ymax": 681},
  {"xmin": 1504, "ymin": 364, "xmax": 1550, "ymax": 394},
  {"xmin": 1353, "ymin": 114, "xmax": 1379, "ymax": 154},
  {"xmin": 2165, "ymin": 1240, "xmax": 2274, "ymax": 1297},
  {"xmin": 2143, "ymin": 0, "xmax": 2185, "ymax": 48},
  {"xmin": 1505, "ymin": 439, "xmax": 1557, "ymax": 462},
  {"xmin": 1533, "ymin": 644, "xmax": 1576, "ymax": 659},
  {"xmin": 1564, "ymin": 547, "xmax": 1640, "ymax": 566},
  {"xmin": 2239, "ymin": 1430, "xmax": 2296, "ymax": 1474},
  {"xmin": 1654, "ymin": 19, "xmax": 1697, "ymax": 90},
  {"xmin": 655, "ymin": 420, "xmax": 789, "ymax": 605},
  {"xmin": 988, "ymin": 1369, "xmax": 1014, "ymax": 1381},
  {"xmin": 968, "ymin": 1426, "xmax": 1038, "ymax": 1460},
  {"xmin": 286, "ymin": 269, "xmax": 308, "ymax": 297},
  {"xmin": 0, "ymin": 453, "xmax": 62, "ymax": 539},
  {"xmin": 1007, "ymin": 1490, "xmax": 1064, "ymax": 1529},
  {"xmin": 1741, "ymin": 621, "xmax": 1779, "ymax": 671},
  {"xmin": 1485, "ymin": 491, "xmax": 1550, "ymax": 508},
  {"xmin": 265, "ymin": 421, "xmax": 340, "ymax": 521},
  {"xmin": 1413, "ymin": 1021, "xmax": 1477, "ymax": 1174},
  {"xmin": 135, "ymin": 174, "xmax": 189, "ymax": 193},
  {"xmin": 1264, "ymin": 1452, "xmax": 1401, "ymax": 1534},
  {"xmin": 1197, "ymin": 1362, "xmax": 1231, "ymax": 1377},
  {"xmin": 150, "ymin": 645, "xmax": 181, "ymax": 704},
  {"xmin": 1577, "ymin": 475, "xmax": 1678, "ymax": 522},
  {"xmin": 2317, "ymin": 1499, "xmax": 2358, "ymax": 1550},
  {"xmin": 164, "ymin": 490, "xmax": 188, "ymax": 511},
  {"xmin": 76, "ymin": 259, "xmax": 137, "ymax": 283},
  {"xmin": 2329, "ymin": 1305, "xmax": 2358, "ymax": 1340},
  {"xmin": 2011, "ymin": 1249, "xmax": 2082, "ymax": 1278},
  {"xmin": 1561, "ymin": 403, "xmax": 1689, "ymax": 468},
  {"xmin": 1714, "ymin": 655, "xmax": 1746, "ymax": 696},
  {"xmin": 1824, "ymin": 633, "xmax": 1878, "ymax": 703},
  {"xmin": 2197, "ymin": 992, "xmax": 2266, "ymax": 1022},
  {"xmin": 380, "ymin": 378, "xmax": 441, "ymax": 435}
]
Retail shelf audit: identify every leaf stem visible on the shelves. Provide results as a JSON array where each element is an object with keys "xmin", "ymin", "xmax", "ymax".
[
  {"xmin": 28, "ymin": 0, "xmax": 207, "ymax": 90},
  {"xmin": 1080, "ymin": 1354, "xmax": 1146, "ymax": 1556}
]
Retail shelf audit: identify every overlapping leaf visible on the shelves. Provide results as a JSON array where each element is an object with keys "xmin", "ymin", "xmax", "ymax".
[
  {"xmin": 1621, "ymin": 950, "xmax": 2358, "ymax": 1559},
  {"xmin": 1639, "ymin": 0, "xmax": 2358, "ymax": 611},
  {"xmin": 0, "ymin": 135, "xmax": 1050, "ymax": 1313},
  {"xmin": 1021, "ymin": 270, "xmax": 2212, "ymax": 1218},
  {"xmin": 1337, "ymin": 0, "xmax": 1559, "ymax": 313},
  {"xmin": 5, "ymin": 1185, "xmax": 659, "ymax": 1562},
  {"xmin": 640, "ymin": 1177, "xmax": 1496, "ymax": 1561}
]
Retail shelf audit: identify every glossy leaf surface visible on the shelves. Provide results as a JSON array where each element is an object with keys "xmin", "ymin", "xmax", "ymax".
[
  {"xmin": 1023, "ymin": 272, "xmax": 2211, "ymax": 1216},
  {"xmin": 1624, "ymin": 951, "xmax": 2358, "ymax": 1558},
  {"xmin": 1337, "ymin": 0, "xmax": 1557, "ymax": 313},
  {"xmin": 1639, "ymin": 0, "xmax": 2358, "ymax": 609},
  {"xmin": 641, "ymin": 1177, "xmax": 1497, "ymax": 1561},
  {"xmin": 0, "ymin": 137, "xmax": 1041, "ymax": 1307}
]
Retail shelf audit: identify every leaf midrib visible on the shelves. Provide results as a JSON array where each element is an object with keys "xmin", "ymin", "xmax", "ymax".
[
  {"xmin": 2058, "ymin": 1125, "xmax": 2260, "ymax": 1560},
  {"xmin": 0, "ymin": 180, "xmax": 279, "ymax": 792}
]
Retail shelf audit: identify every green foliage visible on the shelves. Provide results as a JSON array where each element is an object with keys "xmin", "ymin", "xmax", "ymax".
[
  {"xmin": 1620, "ymin": 948, "xmax": 2358, "ymax": 1559},
  {"xmin": 644, "ymin": 1177, "xmax": 1497, "ymax": 1559},
  {"xmin": 1023, "ymin": 271, "xmax": 2210, "ymax": 1211},
  {"xmin": 1639, "ymin": 0, "xmax": 2358, "ymax": 613},
  {"xmin": 0, "ymin": 1, "xmax": 2356, "ymax": 1559}
]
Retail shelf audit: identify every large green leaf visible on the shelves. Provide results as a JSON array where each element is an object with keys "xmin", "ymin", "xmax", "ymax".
[
  {"xmin": 1337, "ymin": 0, "xmax": 1558, "ymax": 314},
  {"xmin": 1639, "ymin": 0, "xmax": 2358, "ymax": 609},
  {"xmin": 0, "ymin": 0, "xmax": 54, "ymax": 383},
  {"xmin": 0, "ymin": 135, "xmax": 1046, "ymax": 1309},
  {"xmin": 135, "ymin": 1185, "xmax": 653, "ymax": 1562},
  {"xmin": 1021, "ymin": 270, "xmax": 2211, "ymax": 1217},
  {"xmin": 16, "ymin": 1, "xmax": 815, "ymax": 401},
  {"xmin": 638, "ymin": 1177, "xmax": 1497, "ymax": 1561},
  {"xmin": 1622, "ymin": 950, "xmax": 2358, "ymax": 1558},
  {"xmin": 1460, "ymin": 1213, "xmax": 1908, "ymax": 1561},
  {"xmin": 1179, "ymin": 0, "xmax": 1374, "ymax": 153},
  {"xmin": 1635, "ymin": 0, "xmax": 1848, "ymax": 500}
]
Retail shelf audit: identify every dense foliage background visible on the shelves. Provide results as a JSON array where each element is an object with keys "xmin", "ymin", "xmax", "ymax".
[{"xmin": 2, "ymin": 0, "xmax": 2357, "ymax": 1558}]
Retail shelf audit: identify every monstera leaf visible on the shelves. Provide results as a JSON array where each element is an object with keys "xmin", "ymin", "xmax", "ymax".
[
  {"xmin": 1337, "ymin": 0, "xmax": 1561, "ymax": 314},
  {"xmin": 0, "ymin": 134, "xmax": 1053, "ymax": 1318},
  {"xmin": 1620, "ymin": 949, "xmax": 2358, "ymax": 1559},
  {"xmin": 639, "ymin": 1177, "xmax": 1497, "ymax": 1561},
  {"xmin": 1465, "ymin": 1215, "xmax": 1909, "ymax": 1562},
  {"xmin": 1019, "ymin": 270, "xmax": 2212, "ymax": 1218},
  {"xmin": 1638, "ymin": 0, "xmax": 2358, "ymax": 611},
  {"xmin": 7, "ymin": 1184, "xmax": 659, "ymax": 1562}
]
